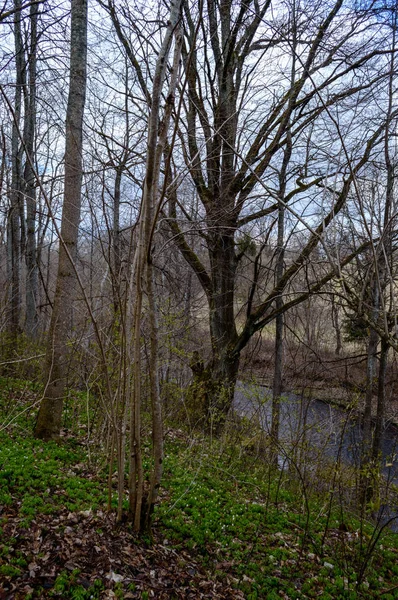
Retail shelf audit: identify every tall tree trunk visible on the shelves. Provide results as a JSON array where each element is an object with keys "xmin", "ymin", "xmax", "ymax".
[
  {"xmin": 112, "ymin": 166, "xmax": 122, "ymax": 314},
  {"xmin": 271, "ymin": 208, "xmax": 285, "ymax": 463},
  {"xmin": 372, "ymin": 9, "xmax": 396, "ymax": 468},
  {"xmin": 205, "ymin": 223, "xmax": 239, "ymax": 426},
  {"xmin": 24, "ymin": 0, "xmax": 39, "ymax": 337},
  {"xmin": 271, "ymin": 120, "xmax": 292, "ymax": 459},
  {"xmin": 127, "ymin": 0, "xmax": 182, "ymax": 530},
  {"xmin": 367, "ymin": 16, "xmax": 395, "ymax": 496},
  {"xmin": 8, "ymin": 0, "xmax": 25, "ymax": 338},
  {"xmin": 360, "ymin": 280, "xmax": 379, "ymax": 504},
  {"xmin": 34, "ymin": 0, "xmax": 87, "ymax": 440},
  {"xmin": 360, "ymin": 11, "xmax": 396, "ymax": 500},
  {"xmin": 372, "ymin": 338, "xmax": 388, "ymax": 463}
]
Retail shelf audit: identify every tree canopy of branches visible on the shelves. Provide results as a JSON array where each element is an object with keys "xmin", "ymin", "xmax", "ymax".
[
  {"xmin": 0, "ymin": 0, "xmax": 397, "ymax": 525},
  {"xmin": 151, "ymin": 0, "xmax": 396, "ymax": 421}
]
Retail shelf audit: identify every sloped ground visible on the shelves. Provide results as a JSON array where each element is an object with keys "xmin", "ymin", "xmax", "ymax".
[
  {"xmin": 1, "ymin": 379, "xmax": 398, "ymax": 599},
  {"xmin": 0, "ymin": 506, "xmax": 244, "ymax": 599}
]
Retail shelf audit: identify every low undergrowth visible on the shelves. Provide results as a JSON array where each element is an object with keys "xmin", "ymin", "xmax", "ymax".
[
  {"xmin": 158, "ymin": 434, "xmax": 398, "ymax": 599},
  {"xmin": 0, "ymin": 377, "xmax": 398, "ymax": 599}
]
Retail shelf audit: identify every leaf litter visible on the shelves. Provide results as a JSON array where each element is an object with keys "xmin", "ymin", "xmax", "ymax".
[{"xmin": 0, "ymin": 505, "xmax": 245, "ymax": 598}]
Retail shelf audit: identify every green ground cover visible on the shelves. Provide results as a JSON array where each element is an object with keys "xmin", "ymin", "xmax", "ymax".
[{"xmin": 0, "ymin": 378, "xmax": 397, "ymax": 598}]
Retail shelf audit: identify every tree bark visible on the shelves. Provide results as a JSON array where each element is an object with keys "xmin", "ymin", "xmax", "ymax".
[
  {"xmin": 271, "ymin": 217, "xmax": 284, "ymax": 461},
  {"xmin": 24, "ymin": 0, "xmax": 39, "ymax": 337},
  {"xmin": 124, "ymin": 0, "xmax": 182, "ymax": 530},
  {"xmin": 205, "ymin": 220, "xmax": 239, "ymax": 425},
  {"xmin": 7, "ymin": 0, "xmax": 25, "ymax": 339},
  {"xmin": 364, "ymin": 17, "xmax": 396, "ymax": 498},
  {"xmin": 34, "ymin": 0, "xmax": 87, "ymax": 440},
  {"xmin": 331, "ymin": 294, "xmax": 342, "ymax": 356},
  {"xmin": 271, "ymin": 109, "xmax": 292, "ymax": 459},
  {"xmin": 362, "ymin": 310, "xmax": 379, "ymax": 453},
  {"xmin": 372, "ymin": 338, "xmax": 388, "ymax": 463},
  {"xmin": 360, "ymin": 278, "xmax": 379, "ymax": 505}
]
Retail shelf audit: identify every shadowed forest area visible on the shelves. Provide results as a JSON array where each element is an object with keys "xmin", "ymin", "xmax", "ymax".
[{"xmin": 1, "ymin": 0, "xmax": 398, "ymax": 597}]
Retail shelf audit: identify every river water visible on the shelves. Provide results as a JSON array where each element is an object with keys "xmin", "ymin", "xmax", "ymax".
[{"xmin": 233, "ymin": 383, "xmax": 398, "ymax": 526}]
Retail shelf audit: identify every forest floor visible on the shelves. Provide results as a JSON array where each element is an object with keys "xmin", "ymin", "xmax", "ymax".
[{"xmin": 1, "ymin": 377, "xmax": 398, "ymax": 599}]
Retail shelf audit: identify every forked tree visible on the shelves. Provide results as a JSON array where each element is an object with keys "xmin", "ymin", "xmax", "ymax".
[
  {"xmin": 165, "ymin": 0, "xmax": 396, "ymax": 427},
  {"xmin": 125, "ymin": 0, "xmax": 183, "ymax": 531}
]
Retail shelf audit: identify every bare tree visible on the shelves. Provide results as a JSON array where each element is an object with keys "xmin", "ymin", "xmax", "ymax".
[
  {"xmin": 7, "ymin": 0, "xmax": 25, "ymax": 338},
  {"xmin": 162, "ymin": 0, "xmax": 396, "ymax": 426},
  {"xmin": 24, "ymin": 0, "xmax": 39, "ymax": 337},
  {"xmin": 34, "ymin": 0, "xmax": 88, "ymax": 439},
  {"xmin": 126, "ymin": 0, "xmax": 183, "ymax": 531}
]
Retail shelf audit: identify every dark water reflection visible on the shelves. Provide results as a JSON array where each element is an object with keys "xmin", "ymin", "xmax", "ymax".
[{"xmin": 233, "ymin": 383, "xmax": 398, "ymax": 528}]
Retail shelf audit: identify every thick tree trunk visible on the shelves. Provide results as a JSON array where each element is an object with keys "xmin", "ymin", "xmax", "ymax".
[
  {"xmin": 34, "ymin": 0, "xmax": 87, "ymax": 440},
  {"xmin": 202, "ymin": 225, "xmax": 239, "ymax": 426}
]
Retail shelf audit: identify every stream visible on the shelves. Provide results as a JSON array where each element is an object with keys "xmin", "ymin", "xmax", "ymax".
[{"xmin": 233, "ymin": 383, "xmax": 398, "ymax": 528}]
